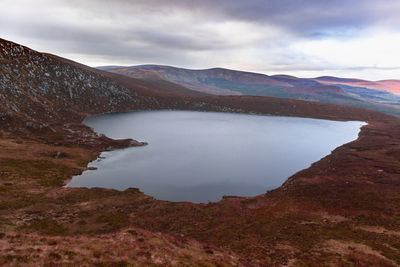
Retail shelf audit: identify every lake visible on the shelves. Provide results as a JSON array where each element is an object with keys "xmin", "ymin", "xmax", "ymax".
[{"xmin": 66, "ymin": 110, "xmax": 365, "ymax": 203}]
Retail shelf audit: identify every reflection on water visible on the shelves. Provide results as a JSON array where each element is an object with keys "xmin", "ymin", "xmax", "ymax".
[{"xmin": 66, "ymin": 111, "xmax": 365, "ymax": 203}]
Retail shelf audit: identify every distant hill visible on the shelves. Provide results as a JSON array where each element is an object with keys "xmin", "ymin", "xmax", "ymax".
[
  {"xmin": 314, "ymin": 76, "xmax": 400, "ymax": 94},
  {"xmin": 102, "ymin": 65, "xmax": 400, "ymax": 116}
]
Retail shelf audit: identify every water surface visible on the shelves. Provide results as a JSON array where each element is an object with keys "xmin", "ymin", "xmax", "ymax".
[{"xmin": 67, "ymin": 111, "xmax": 364, "ymax": 203}]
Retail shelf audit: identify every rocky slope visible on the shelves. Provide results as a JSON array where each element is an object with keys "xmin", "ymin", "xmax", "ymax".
[
  {"xmin": 0, "ymin": 40, "xmax": 138, "ymax": 122},
  {"xmin": 0, "ymin": 38, "xmax": 400, "ymax": 266},
  {"xmin": 0, "ymin": 40, "xmax": 207, "ymax": 124},
  {"xmin": 0, "ymin": 39, "xmax": 207, "ymax": 149}
]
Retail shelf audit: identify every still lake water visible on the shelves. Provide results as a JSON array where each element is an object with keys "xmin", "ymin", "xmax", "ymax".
[{"xmin": 66, "ymin": 110, "xmax": 365, "ymax": 203}]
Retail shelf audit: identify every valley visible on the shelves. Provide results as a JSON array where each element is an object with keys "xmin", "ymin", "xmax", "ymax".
[{"xmin": 0, "ymin": 38, "xmax": 400, "ymax": 266}]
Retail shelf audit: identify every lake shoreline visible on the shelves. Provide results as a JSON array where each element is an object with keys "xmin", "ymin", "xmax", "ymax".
[{"xmin": 69, "ymin": 110, "xmax": 366, "ymax": 203}]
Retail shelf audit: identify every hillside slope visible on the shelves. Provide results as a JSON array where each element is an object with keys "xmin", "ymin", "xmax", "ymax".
[
  {"xmin": 0, "ymin": 39, "xmax": 209, "ymax": 146},
  {"xmin": 0, "ymin": 39, "xmax": 148, "ymax": 124}
]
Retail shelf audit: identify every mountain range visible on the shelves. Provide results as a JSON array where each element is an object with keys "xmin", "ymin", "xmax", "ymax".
[{"xmin": 101, "ymin": 65, "xmax": 400, "ymax": 116}]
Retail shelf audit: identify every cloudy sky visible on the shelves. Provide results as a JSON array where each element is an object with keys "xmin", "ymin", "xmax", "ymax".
[{"xmin": 1, "ymin": 0, "xmax": 400, "ymax": 80}]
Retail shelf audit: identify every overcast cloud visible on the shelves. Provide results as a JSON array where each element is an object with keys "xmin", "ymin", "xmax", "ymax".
[{"xmin": 1, "ymin": 0, "xmax": 400, "ymax": 80}]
